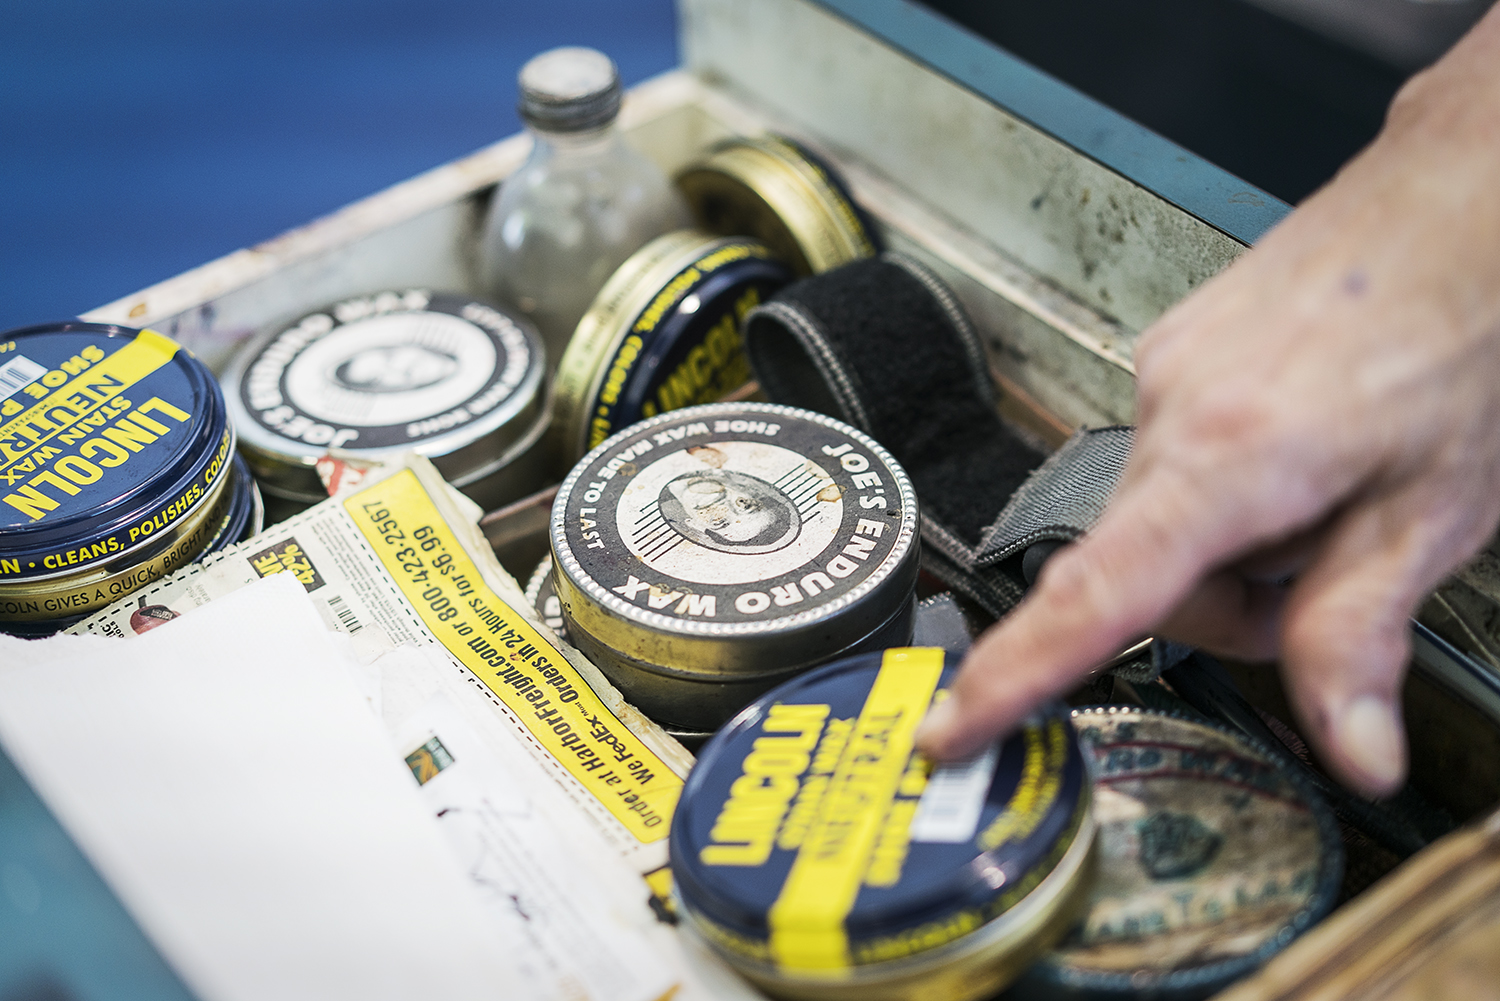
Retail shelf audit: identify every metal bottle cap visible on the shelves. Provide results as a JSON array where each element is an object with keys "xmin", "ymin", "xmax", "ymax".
[{"xmin": 518, "ymin": 46, "xmax": 622, "ymax": 133}]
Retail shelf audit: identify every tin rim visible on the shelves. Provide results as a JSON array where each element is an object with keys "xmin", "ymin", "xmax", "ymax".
[
  {"xmin": 675, "ymin": 136, "xmax": 875, "ymax": 275},
  {"xmin": 0, "ymin": 322, "xmax": 233, "ymax": 578},
  {"xmin": 551, "ymin": 401, "xmax": 920, "ymax": 657},
  {"xmin": 675, "ymin": 781, "xmax": 1097, "ymax": 1001},
  {"xmin": 1027, "ymin": 705, "xmax": 1346, "ymax": 999},
  {"xmin": 553, "ymin": 229, "xmax": 733, "ymax": 461},
  {"xmin": 223, "ymin": 291, "xmax": 547, "ymax": 500},
  {"xmin": 0, "ymin": 458, "xmax": 236, "ymax": 621}
]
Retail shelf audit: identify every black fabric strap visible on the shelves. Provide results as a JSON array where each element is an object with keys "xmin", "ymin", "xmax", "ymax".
[
  {"xmin": 744, "ymin": 252, "xmax": 1183, "ymax": 679},
  {"xmin": 744, "ymin": 253, "xmax": 1110, "ymax": 610}
]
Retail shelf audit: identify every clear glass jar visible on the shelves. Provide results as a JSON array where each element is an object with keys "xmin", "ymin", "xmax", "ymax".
[{"xmin": 478, "ymin": 47, "xmax": 689, "ymax": 366}]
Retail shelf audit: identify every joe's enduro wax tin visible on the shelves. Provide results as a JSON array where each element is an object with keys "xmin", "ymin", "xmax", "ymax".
[
  {"xmin": 550, "ymin": 401, "xmax": 920, "ymax": 732},
  {"xmin": 1009, "ymin": 707, "xmax": 1344, "ymax": 1001},
  {"xmin": 675, "ymin": 134, "xmax": 879, "ymax": 277},
  {"xmin": 671, "ymin": 647, "xmax": 1096, "ymax": 1001},
  {"xmin": 0, "ymin": 322, "xmax": 236, "ymax": 634},
  {"xmin": 224, "ymin": 289, "xmax": 549, "ymax": 509},
  {"xmin": 552, "ymin": 230, "xmax": 793, "ymax": 466}
]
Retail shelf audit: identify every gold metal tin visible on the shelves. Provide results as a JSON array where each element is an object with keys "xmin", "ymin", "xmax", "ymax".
[{"xmin": 675, "ymin": 134, "xmax": 878, "ymax": 276}]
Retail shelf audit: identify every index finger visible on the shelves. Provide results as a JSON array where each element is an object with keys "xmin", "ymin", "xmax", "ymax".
[{"xmin": 914, "ymin": 459, "xmax": 1282, "ymax": 760}]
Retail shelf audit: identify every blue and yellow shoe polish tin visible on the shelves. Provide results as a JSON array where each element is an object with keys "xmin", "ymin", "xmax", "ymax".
[
  {"xmin": 1007, "ymin": 707, "xmax": 1344, "ymax": 1001},
  {"xmin": 223, "ymin": 290, "xmax": 550, "ymax": 509},
  {"xmin": 550, "ymin": 402, "xmax": 920, "ymax": 733},
  {"xmin": 551, "ymin": 231, "xmax": 794, "ymax": 467},
  {"xmin": 675, "ymin": 134, "xmax": 879, "ymax": 278},
  {"xmin": 200, "ymin": 453, "xmax": 263, "ymax": 557},
  {"xmin": 670, "ymin": 647, "xmax": 1096, "ymax": 1001},
  {"xmin": 0, "ymin": 322, "xmax": 236, "ymax": 634}
]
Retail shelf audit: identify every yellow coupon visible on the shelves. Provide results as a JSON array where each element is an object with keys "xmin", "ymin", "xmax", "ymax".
[{"xmin": 346, "ymin": 468, "xmax": 681, "ymax": 844}]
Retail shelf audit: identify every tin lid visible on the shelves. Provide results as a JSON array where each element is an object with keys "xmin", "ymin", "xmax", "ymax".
[
  {"xmin": 0, "ymin": 322, "xmax": 232, "ymax": 582},
  {"xmin": 1013, "ymin": 707, "xmax": 1344, "ymax": 1001},
  {"xmin": 551, "ymin": 402, "xmax": 920, "ymax": 678},
  {"xmin": 675, "ymin": 134, "xmax": 879, "ymax": 276},
  {"xmin": 224, "ymin": 290, "xmax": 546, "ymax": 502},
  {"xmin": 671, "ymin": 647, "xmax": 1091, "ymax": 979},
  {"xmin": 517, "ymin": 46, "xmax": 621, "ymax": 133},
  {"xmin": 554, "ymin": 230, "xmax": 792, "ymax": 463}
]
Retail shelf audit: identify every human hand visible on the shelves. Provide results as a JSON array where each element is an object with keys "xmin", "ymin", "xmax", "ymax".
[{"xmin": 915, "ymin": 7, "xmax": 1500, "ymax": 798}]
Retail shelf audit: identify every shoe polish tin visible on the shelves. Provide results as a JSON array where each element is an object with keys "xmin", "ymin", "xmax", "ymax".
[
  {"xmin": 526, "ymin": 553, "xmax": 717, "ymax": 752},
  {"xmin": 0, "ymin": 322, "xmax": 236, "ymax": 633},
  {"xmin": 1009, "ymin": 707, "xmax": 1344, "ymax": 1001},
  {"xmin": 550, "ymin": 401, "xmax": 919, "ymax": 731},
  {"xmin": 553, "ymin": 230, "xmax": 793, "ymax": 467},
  {"xmin": 675, "ymin": 134, "xmax": 879, "ymax": 277},
  {"xmin": 671, "ymin": 647, "xmax": 1096, "ymax": 1001},
  {"xmin": 224, "ymin": 289, "xmax": 548, "ymax": 509}
]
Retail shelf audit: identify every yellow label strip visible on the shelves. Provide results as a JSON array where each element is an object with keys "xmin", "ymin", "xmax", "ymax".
[
  {"xmin": 0, "ymin": 329, "xmax": 179, "ymax": 473},
  {"xmin": 768, "ymin": 647, "xmax": 945, "ymax": 973},
  {"xmin": 346, "ymin": 469, "xmax": 682, "ymax": 844}
]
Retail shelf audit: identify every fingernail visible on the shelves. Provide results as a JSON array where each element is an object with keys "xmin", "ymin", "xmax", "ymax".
[
  {"xmin": 1336, "ymin": 695, "xmax": 1404, "ymax": 793},
  {"xmin": 914, "ymin": 697, "xmax": 959, "ymax": 752}
]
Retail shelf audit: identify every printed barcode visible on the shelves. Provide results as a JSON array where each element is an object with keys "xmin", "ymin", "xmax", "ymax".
[
  {"xmin": 327, "ymin": 593, "xmax": 363, "ymax": 633},
  {"xmin": 910, "ymin": 742, "xmax": 1000, "ymax": 844},
  {"xmin": 0, "ymin": 355, "xmax": 47, "ymax": 400}
]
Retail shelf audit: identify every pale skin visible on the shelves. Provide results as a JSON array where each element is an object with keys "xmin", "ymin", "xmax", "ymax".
[{"xmin": 915, "ymin": 6, "xmax": 1500, "ymax": 799}]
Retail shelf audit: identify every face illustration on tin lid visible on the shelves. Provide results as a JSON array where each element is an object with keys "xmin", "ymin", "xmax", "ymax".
[
  {"xmin": 331, "ymin": 343, "xmax": 459, "ymax": 394},
  {"xmin": 659, "ymin": 468, "xmax": 800, "ymax": 553}
]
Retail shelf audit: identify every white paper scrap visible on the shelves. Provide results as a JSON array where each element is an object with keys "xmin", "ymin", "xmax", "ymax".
[
  {"xmin": 396, "ymin": 694, "xmax": 677, "ymax": 1001},
  {"xmin": 0, "ymin": 573, "xmax": 539, "ymax": 1001}
]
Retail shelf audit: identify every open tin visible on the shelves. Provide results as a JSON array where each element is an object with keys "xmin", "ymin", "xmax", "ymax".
[
  {"xmin": 1009, "ymin": 706, "xmax": 1344, "ymax": 1001},
  {"xmin": 223, "ymin": 289, "xmax": 549, "ymax": 509},
  {"xmin": 0, "ymin": 322, "xmax": 236, "ymax": 634},
  {"xmin": 675, "ymin": 134, "xmax": 879, "ymax": 276},
  {"xmin": 671, "ymin": 647, "xmax": 1095, "ymax": 1001},
  {"xmin": 550, "ymin": 401, "xmax": 920, "ymax": 732},
  {"xmin": 552, "ymin": 230, "xmax": 793, "ymax": 467}
]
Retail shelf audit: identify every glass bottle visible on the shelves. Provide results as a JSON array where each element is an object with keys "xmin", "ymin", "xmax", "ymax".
[{"xmin": 479, "ymin": 47, "xmax": 689, "ymax": 366}]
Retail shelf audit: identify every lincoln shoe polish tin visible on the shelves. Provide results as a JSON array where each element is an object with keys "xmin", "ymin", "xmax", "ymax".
[
  {"xmin": 0, "ymin": 322, "xmax": 235, "ymax": 634},
  {"xmin": 550, "ymin": 401, "xmax": 920, "ymax": 732},
  {"xmin": 553, "ymin": 230, "xmax": 792, "ymax": 467},
  {"xmin": 1009, "ymin": 707, "xmax": 1344, "ymax": 1001},
  {"xmin": 671, "ymin": 647, "xmax": 1096, "ymax": 1001},
  {"xmin": 675, "ymin": 134, "xmax": 879, "ymax": 277},
  {"xmin": 224, "ymin": 289, "xmax": 549, "ymax": 509}
]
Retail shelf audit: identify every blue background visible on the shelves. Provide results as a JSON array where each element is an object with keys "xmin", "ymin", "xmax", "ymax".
[{"xmin": 0, "ymin": 0, "xmax": 679, "ymax": 332}]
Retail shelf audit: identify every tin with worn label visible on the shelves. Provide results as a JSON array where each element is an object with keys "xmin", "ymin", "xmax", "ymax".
[
  {"xmin": 671, "ymin": 647, "xmax": 1095, "ymax": 1001},
  {"xmin": 224, "ymin": 289, "xmax": 549, "ymax": 508},
  {"xmin": 553, "ymin": 230, "xmax": 793, "ymax": 466},
  {"xmin": 0, "ymin": 322, "xmax": 235, "ymax": 632},
  {"xmin": 1009, "ymin": 707, "xmax": 1344, "ymax": 1001},
  {"xmin": 675, "ymin": 134, "xmax": 879, "ymax": 277},
  {"xmin": 551, "ymin": 401, "xmax": 920, "ymax": 731}
]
